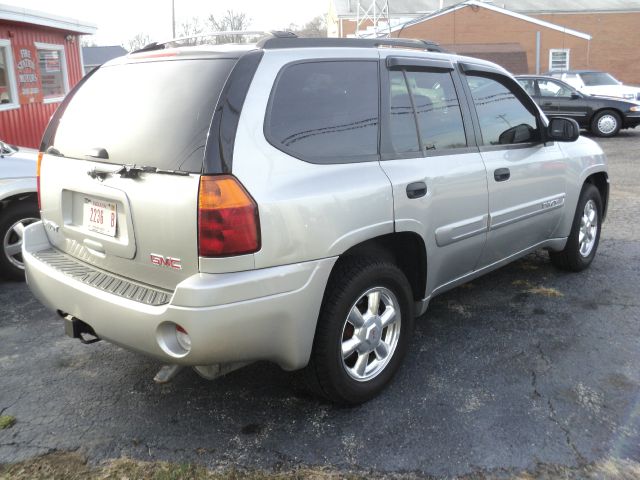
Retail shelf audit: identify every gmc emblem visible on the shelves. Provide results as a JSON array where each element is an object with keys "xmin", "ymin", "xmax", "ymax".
[{"xmin": 150, "ymin": 253, "xmax": 182, "ymax": 270}]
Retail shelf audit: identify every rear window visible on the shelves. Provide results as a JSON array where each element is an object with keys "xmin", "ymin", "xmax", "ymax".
[
  {"xmin": 265, "ymin": 60, "xmax": 379, "ymax": 163},
  {"xmin": 50, "ymin": 58, "xmax": 236, "ymax": 172}
]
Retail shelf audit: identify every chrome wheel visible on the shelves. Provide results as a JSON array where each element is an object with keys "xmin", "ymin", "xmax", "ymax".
[
  {"xmin": 579, "ymin": 199, "xmax": 598, "ymax": 257},
  {"xmin": 597, "ymin": 114, "xmax": 617, "ymax": 135},
  {"xmin": 340, "ymin": 287, "xmax": 401, "ymax": 382},
  {"xmin": 3, "ymin": 217, "xmax": 38, "ymax": 270}
]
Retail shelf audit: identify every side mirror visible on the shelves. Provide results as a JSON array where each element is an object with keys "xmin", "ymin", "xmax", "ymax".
[
  {"xmin": 547, "ymin": 117, "xmax": 580, "ymax": 142},
  {"xmin": 570, "ymin": 92, "xmax": 581, "ymax": 99}
]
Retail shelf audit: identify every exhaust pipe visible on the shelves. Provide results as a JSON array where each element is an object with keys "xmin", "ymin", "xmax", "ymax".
[{"xmin": 57, "ymin": 311, "xmax": 101, "ymax": 344}]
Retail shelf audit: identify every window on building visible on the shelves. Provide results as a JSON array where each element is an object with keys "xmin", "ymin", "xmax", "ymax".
[
  {"xmin": 35, "ymin": 42, "xmax": 68, "ymax": 102},
  {"xmin": 549, "ymin": 49, "xmax": 570, "ymax": 71},
  {"xmin": 466, "ymin": 75, "xmax": 539, "ymax": 146},
  {"xmin": 0, "ymin": 40, "xmax": 18, "ymax": 109},
  {"xmin": 266, "ymin": 60, "xmax": 379, "ymax": 163}
]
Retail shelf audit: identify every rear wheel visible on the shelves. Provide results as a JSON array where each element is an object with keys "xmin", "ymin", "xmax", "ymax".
[
  {"xmin": 304, "ymin": 257, "xmax": 414, "ymax": 404},
  {"xmin": 590, "ymin": 110, "xmax": 621, "ymax": 137},
  {"xmin": 550, "ymin": 184, "xmax": 602, "ymax": 272},
  {"xmin": 0, "ymin": 201, "xmax": 40, "ymax": 281}
]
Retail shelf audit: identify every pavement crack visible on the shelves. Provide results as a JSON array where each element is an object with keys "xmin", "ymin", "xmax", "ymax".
[
  {"xmin": 530, "ymin": 370, "xmax": 541, "ymax": 398},
  {"xmin": 546, "ymin": 397, "xmax": 586, "ymax": 465}
]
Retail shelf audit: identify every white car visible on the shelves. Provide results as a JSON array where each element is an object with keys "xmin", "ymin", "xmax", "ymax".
[
  {"xmin": 548, "ymin": 70, "xmax": 640, "ymax": 101},
  {"xmin": 0, "ymin": 140, "xmax": 39, "ymax": 280}
]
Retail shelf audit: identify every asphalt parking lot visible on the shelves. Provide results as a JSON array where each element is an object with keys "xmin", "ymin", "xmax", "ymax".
[{"xmin": 1, "ymin": 131, "xmax": 639, "ymax": 478}]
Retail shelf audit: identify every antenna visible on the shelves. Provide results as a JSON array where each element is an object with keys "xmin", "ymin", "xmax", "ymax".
[{"xmin": 355, "ymin": 0, "xmax": 391, "ymax": 38}]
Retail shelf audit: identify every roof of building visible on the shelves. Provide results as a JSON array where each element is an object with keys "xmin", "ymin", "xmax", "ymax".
[
  {"xmin": 82, "ymin": 45, "xmax": 128, "ymax": 66},
  {"xmin": 0, "ymin": 3, "xmax": 96, "ymax": 34},
  {"xmin": 333, "ymin": 0, "xmax": 640, "ymax": 16},
  {"xmin": 386, "ymin": 0, "xmax": 592, "ymax": 40}
]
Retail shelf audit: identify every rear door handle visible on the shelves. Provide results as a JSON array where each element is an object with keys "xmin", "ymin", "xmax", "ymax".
[
  {"xmin": 494, "ymin": 168, "xmax": 510, "ymax": 182},
  {"xmin": 406, "ymin": 181, "xmax": 427, "ymax": 199}
]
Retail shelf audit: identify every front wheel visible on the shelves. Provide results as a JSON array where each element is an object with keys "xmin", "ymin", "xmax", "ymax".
[
  {"xmin": 550, "ymin": 184, "xmax": 602, "ymax": 272},
  {"xmin": 304, "ymin": 257, "xmax": 414, "ymax": 404},
  {"xmin": 590, "ymin": 110, "xmax": 621, "ymax": 137}
]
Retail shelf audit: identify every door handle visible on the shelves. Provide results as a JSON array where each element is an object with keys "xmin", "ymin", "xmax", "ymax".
[
  {"xmin": 406, "ymin": 181, "xmax": 427, "ymax": 199},
  {"xmin": 494, "ymin": 168, "xmax": 510, "ymax": 182},
  {"xmin": 542, "ymin": 102, "xmax": 553, "ymax": 106}
]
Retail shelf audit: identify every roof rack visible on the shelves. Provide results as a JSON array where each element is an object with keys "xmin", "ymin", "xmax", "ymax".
[
  {"xmin": 257, "ymin": 37, "xmax": 444, "ymax": 53},
  {"xmin": 132, "ymin": 30, "xmax": 296, "ymax": 54},
  {"xmin": 132, "ymin": 31, "xmax": 443, "ymax": 54}
]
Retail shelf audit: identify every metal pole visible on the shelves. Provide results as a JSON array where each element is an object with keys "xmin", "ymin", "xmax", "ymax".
[
  {"xmin": 535, "ymin": 31, "xmax": 541, "ymax": 74},
  {"xmin": 172, "ymin": 0, "xmax": 176, "ymax": 38}
]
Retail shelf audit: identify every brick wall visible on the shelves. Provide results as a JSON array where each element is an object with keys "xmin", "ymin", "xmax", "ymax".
[
  {"xmin": 534, "ymin": 12, "xmax": 640, "ymax": 84},
  {"xmin": 388, "ymin": 6, "xmax": 590, "ymax": 75}
]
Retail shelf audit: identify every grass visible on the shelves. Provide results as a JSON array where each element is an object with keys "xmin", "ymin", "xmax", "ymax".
[
  {"xmin": 1, "ymin": 453, "xmax": 639, "ymax": 480},
  {"xmin": 0, "ymin": 416, "xmax": 15, "ymax": 430}
]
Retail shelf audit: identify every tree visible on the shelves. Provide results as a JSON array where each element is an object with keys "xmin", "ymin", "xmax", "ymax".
[
  {"xmin": 178, "ymin": 17, "xmax": 204, "ymax": 45},
  {"xmin": 125, "ymin": 33, "xmax": 152, "ymax": 52},
  {"xmin": 207, "ymin": 10, "xmax": 252, "ymax": 44},
  {"xmin": 80, "ymin": 37, "xmax": 97, "ymax": 47},
  {"xmin": 288, "ymin": 16, "xmax": 327, "ymax": 38}
]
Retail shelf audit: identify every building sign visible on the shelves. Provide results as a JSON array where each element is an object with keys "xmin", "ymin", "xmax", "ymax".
[{"xmin": 14, "ymin": 45, "xmax": 42, "ymax": 104}]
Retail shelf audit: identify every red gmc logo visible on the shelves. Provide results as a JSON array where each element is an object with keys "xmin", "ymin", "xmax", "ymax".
[{"xmin": 150, "ymin": 253, "xmax": 182, "ymax": 270}]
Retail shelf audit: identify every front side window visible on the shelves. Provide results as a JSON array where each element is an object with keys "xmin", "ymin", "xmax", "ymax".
[
  {"xmin": 266, "ymin": 60, "xmax": 379, "ymax": 162},
  {"xmin": 538, "ymin": 79, "xmax": 573, "ymax": 98},
  {"xmin": 466, "ymin": 75, "xmax": 540, "ymax": 146},
  {"xmin": 35, "ymin": 43, "xmax": 68, "ymax": 102},
  {"xmin": 549, "ymin": 49, "xmax": 570, "ymax": 71},
  {"xmin": 0, "ymin": 40, "xmax": 17, "ymax": 108}
]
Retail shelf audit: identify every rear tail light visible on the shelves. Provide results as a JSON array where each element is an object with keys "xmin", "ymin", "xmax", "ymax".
[
  {"xmin": 36, "ymin": 152, "xmax": 43, "ymax": 210},
  {"xmin": 198, "ymin": 175, "xmax": 260, "ymax": 257}
]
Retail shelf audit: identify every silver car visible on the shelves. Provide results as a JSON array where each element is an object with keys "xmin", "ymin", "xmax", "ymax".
[
  {"xmin": 0, "ymin": 140, "xmax": 39, "ymax": 280},
  {"xmin": 23, "ymin": 34, "xmax": 608, "ymax": 404}
]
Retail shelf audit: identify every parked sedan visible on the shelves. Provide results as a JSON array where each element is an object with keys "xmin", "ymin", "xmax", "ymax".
[
  {"xmin": 0, "ymin": 140, "xmax": 39, "ymax": 280},
  {"xmin": 516, "ymin": 75, "xmax": 640, "ymax": 137},
  {"xmin": 545, "ymin": 70, "xmax": 640, "ymax": 101}
]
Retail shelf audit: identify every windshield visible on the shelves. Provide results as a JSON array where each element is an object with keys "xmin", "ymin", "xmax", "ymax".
[
  {"xmin": 580, "ymin": 72, "xmax": 620, "ymax": 86},
  {"xmin": 50, "ymin": 58, "xmax": 236, "ymax": 172}
]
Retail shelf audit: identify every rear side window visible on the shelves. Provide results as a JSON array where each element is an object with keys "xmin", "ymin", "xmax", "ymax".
[
  {"xmin": 266, "ymin": 60, "xmax": 379, "ymax": 163},
  {"xmin": 50, "ymin": 58, "xmax": 236, "ymax": 172},
  {"xmin": 388, "ymin": 69, "xmax": 466, "ymax": 154},
  {"xmin": 466, "ymin": 75, "xmax": 540, "ymax": 146}
]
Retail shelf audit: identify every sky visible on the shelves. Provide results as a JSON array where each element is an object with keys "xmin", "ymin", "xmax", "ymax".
[{"xmin": 7, "ymin": 0, "xmax": 328, "ymax": 46}]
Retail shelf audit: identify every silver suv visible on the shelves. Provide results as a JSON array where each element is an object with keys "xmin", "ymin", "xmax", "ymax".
[{"xmin": 23, "ymin": 34, "xmax": 608, "ymax": 404}]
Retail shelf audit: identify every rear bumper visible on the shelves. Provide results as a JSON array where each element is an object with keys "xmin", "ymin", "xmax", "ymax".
[{"xmin": 23, "ymin": 221, "xmax": 336, "ymax": 370}]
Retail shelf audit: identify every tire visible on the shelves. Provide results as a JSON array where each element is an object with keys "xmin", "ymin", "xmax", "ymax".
[
  {"xmin": 550, "ymin": 184, "xmax": 602, "ymax": 272},
  {"xmin": 0, "ymin": 201, "xmax": 40, "ymax": 281},
  {"xmin": 590, "ymin": 110, "xmax": 621, "ymax": 137},
  {"xmin": 304, "ymin": 256, "xmax": 414, "ymax": 404}
]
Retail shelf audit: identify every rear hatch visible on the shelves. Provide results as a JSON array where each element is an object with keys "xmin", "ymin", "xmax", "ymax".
[{"xmin": 39, "ymin": 54, "xmax": 237, "ymax": 290}]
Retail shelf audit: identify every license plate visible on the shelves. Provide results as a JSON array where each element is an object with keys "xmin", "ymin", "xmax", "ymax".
[{"xmin": 83, "ymin": 197, "xmax": 117, "ymax": 237}]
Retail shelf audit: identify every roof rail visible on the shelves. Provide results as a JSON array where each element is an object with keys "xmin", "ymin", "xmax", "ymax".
[
  {"xmin": 257, "ymin": 37, "xmax": 444, "ymax": 53},
  {"xmin": 132, "ymin": 30, "xmax": 297, "ymax": 54},
  {"xmin": 132, "ymin": 32, "xmax": 444, "ymax": 54}
]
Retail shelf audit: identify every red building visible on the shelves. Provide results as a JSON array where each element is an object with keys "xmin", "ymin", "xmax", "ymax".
[{"xmin": 0, "ymin": 4, "xmax": 95, "ymax": 148}]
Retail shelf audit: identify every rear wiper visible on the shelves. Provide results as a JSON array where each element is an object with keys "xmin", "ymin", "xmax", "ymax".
[{"xmin": 115, "ymin": 164, "xmax": 190, "ymax": 178}]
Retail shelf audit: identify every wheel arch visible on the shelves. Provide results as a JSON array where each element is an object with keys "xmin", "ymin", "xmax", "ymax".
[
  {"xmin": 590, "ymin": 107, "xmax": 624, "ymax": 127},
  {"xmin": 328, "ymin": 232, "xmax": 427, "ymax": 304},
  {"xmin": 584, "ymin": 171, "xmax": 609, "ymax": 220}
]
